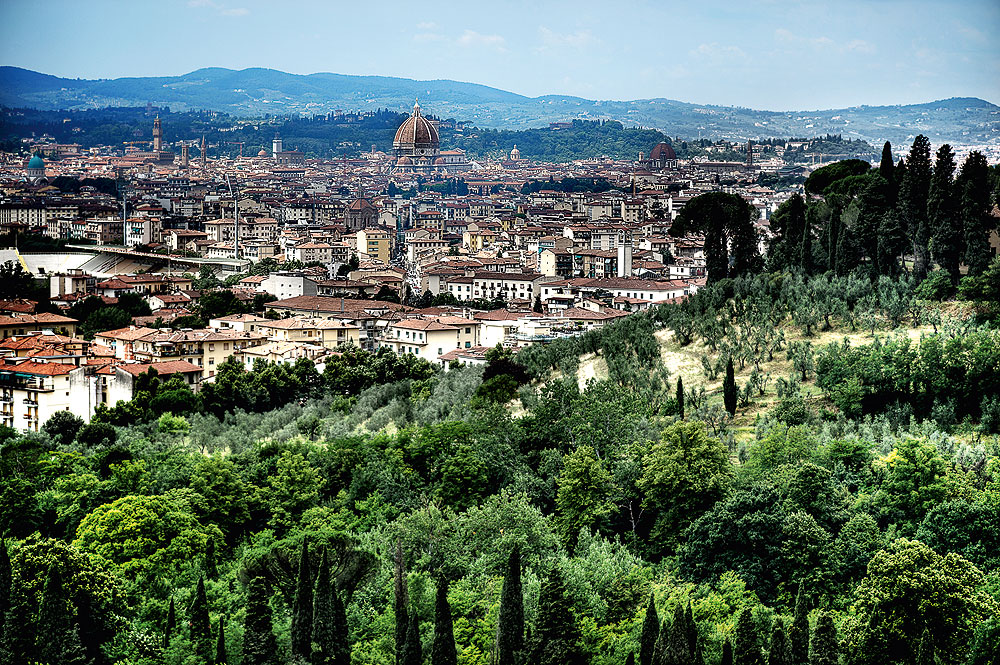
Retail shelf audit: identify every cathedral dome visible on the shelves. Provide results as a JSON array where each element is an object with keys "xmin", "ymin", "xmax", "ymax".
[
  {"xmin": 27, "ymin": 154, "xmax": 45, "ymax": 170},
  {"xmin": 649, "ymin": 142, "xmax": 676, "ymax": 161},
  {"xmin": 393, "ymin": 101, "xmax": 439, "ymax": 152},
  {"xmin": 257, "ymin": 148, "xmax": 268, "ymax": 157}
]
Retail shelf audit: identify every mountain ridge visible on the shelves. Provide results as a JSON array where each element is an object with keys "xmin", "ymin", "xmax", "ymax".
[{"xmin": 2, "ymin": 66, "xmax": 997, "ymax": 145}]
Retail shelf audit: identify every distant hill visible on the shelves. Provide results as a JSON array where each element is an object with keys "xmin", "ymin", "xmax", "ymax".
[{"xmin": 2, "ymin": 66, "xmax": 998, "ymax": 145}]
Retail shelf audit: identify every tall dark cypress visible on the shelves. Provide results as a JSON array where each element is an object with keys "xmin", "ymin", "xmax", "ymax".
[
  {"xmin": 2, "ymin": 588, "xmax": 34, "ymax": 665},
  {"xmin": 876, "ymin": 210, "xmax": 907, "ymax": 275},
  {"xmin": 900, "ymin": 135, "xmax": 933, "ymax": 279},
  {"xmin": 720, "ymin": 638, "xmax": 734, "ymax": 665},
  {"xmin": 676, "ymin": 378, "xmax": 684, "ymax": 420},
  {"xmin": 394, "ymin": 539, "xmax": 409, "ymax": 665},
  {"xmin": 958, "ymin": 151, "xmax": 993, "ymax": 276},
  {"xmin": 204, "ymin": 537, "xmax": 218, "ymax": 580},
  {"xmin": 625, "ymin": 653, "xmax": 636, "ymax": 665},
  {"xmin": 532, "ymin": 567, "xmax": 583, "ymax": 665},
  {"xmin": 0, "ymin": 541, "xmax": 9, "ymax": 638},
  {"xmin": 35, "ymin": 564, "xmax": 85, "ymax": 665},
  {"xmin": 684, "ymin": 602, "xmax": 699, "ymax": 664},
  {"xmin": 312, "ymin": 547, "xmax": 348, "ymax": 665},
  {"xmin": 651, "ymin": 621, "xmax": 668, "ymax": 665},
  {"xmin": 216, "ymin": 616, "xmax": 228, "ymax": 665},
  {"xmin": 723, "ymin": 357, "xmax": 737, "ymax": 416},
  {"xmin": 242, "ymin": 577, "xmax": 279, "ymax": 665},
  {"xmin": 767, "ymin": 622, "xmax": 790, "ymax": 665},
  {"xmin": 639, "ymin": 594, "xmax": 659, "ymax": 665},
  {"xmin": 879, "ymin": 141, "xmax": 895, "ymax": 184},
  {"xmin": 807, "ymin": 611, "xmax": 837, "ymax": 665},
  {"xmin": 733, "ymin": 607, "xmax": 762, "ymax": 665},
  {"xmin": 190, "ymin": 576, "xmax": 213, "ymax": 662},
  {"xmin": 291, "ymin": 539, "xmax": 313, "ymax": 660},
  {"xmin": 401, "ymin": 611, "xmax": 422, "ymax": 665},
  {"xmin": 162, "ymin": 597, "xmax": 177, "ymax": 650},
  {"xmin": 788, "ymin": 584, "xmax": 809, "ymax": 665},
  {"xmin": 493, "ymin": 545, "xmax": 523, "ymax": 665},
  {"xmin": 928, "ymin": 143, "xmax": 961, "ymax": 281},
  {"xmin": 432, "ymin": 578, "xmax": 457, "ymax": 665},
  {"xmin": 666, "ymin": 603, "xmax": 691, "ymax": 665}
]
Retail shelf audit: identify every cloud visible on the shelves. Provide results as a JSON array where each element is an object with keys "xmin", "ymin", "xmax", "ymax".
[
  {"xmin": 416, "ymin": 21, "xmax": 437, "ymax": 30},
  {"xmin": 457, "ymin": 30, "xmax": 506, "ymax": 51},
  {"xmin": 413, "ymin": 32, "xmax": 445, "ymax": 44},
  {"xmin": 537, "ymin": 27, "xmax": 599, "ymax": 50},
  {"xmin": 774, "ymin": 28, "xmax": 873, "ymax": 54},
  {"xmin": 689, "ymin": 43, "xmax": 747, "ymax": 61}
]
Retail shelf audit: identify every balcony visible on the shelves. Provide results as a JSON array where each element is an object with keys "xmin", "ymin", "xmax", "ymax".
[{"xmin": 23, "ymin": 399, "xmax": 38, "ymax": 406}]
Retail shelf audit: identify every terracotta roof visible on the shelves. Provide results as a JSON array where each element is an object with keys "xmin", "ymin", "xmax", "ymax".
[
  {"xmin": 116, "ymin": 360, "xmax": 203, "ymax": 377},
  {"xmin": 0, "ymin": 360, "xmax": 76, "ymax": 376}
]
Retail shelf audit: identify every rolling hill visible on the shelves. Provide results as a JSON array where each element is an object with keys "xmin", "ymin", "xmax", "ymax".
[{"xmin": 2, "ymin": 66, "xmax": 997, "ymax": 145}]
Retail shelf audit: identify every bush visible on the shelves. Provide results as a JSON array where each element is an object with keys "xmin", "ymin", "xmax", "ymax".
[{"xmin": 915, "ymin": 271, "xmax": 953, "ymax": 301}]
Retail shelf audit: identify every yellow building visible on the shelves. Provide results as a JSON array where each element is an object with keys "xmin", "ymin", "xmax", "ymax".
[{"xmin": 357, "ymin": 228, "xmax": 392, "ymax": 264}]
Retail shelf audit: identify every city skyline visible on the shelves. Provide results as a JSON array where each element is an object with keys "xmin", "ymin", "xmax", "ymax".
[{"xmin": 1, "ymin": 0, "xmax": 998, "ymax": 111}]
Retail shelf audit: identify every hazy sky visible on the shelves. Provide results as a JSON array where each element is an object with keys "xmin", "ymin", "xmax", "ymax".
[{"xmin": 2, "ymin": 0, "xmax": 997, "ymax": 110}]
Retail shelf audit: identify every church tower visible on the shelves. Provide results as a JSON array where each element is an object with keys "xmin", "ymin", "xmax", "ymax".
[{"xmin": 152, "ymin": 116, "xmax": 163, "ymax": 152}]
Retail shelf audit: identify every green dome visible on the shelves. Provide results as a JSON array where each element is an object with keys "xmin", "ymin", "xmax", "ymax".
[{"xmin": 27, "ymin": 154, "xmax": 45, "ymax": 169}]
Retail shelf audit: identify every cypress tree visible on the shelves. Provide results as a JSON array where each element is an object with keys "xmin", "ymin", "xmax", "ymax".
[
  {"xmin": 915, "ymin": 628, "xmax": 934, "ymax": 665},
  {"xmin": 879, "ymin": 141, "xmax": 895, "ymax": 185},
  {"xmin": 723, "ymin": 357, "xmax": 737, "ymax": 416},
  {"xmin": 190, "ymin": 576, "xmax": 213, "ymax": 662},
  {"xmin": 625, "ymin": 653, "xmax": 636, "ymax": 665},
  {"xmin": 162, "ymin": 597, "xmax": 177, "ymax": 650},
  {"xmin": 401, "ymin": 611, "xmax": 422, "ymax": 665},
  {"xmin": 291, "ymin": 539, "xmax": 313, "ymax": 660},
  {"xmin": 799, "ymin": 214, "xmax": 813, "ymax": 275},
  {"xmin": 242, "ymin": 577, "xmax": 279, "ymax": 665},
  {"xmin": 639, "ymin": 594, "xmax": 659, "ymax": 665},
  {"xmin": 900, "ymin": 134, "xmax": 933, "ymax": 279},
  {"xmin": 788, "ymin": 584, "xmax": 809, "ymax": 665},
  {"xmin": 958, "ymin": 151, "xmax": 993, "ymax": 276},
  {"xmin": 676, "ymin": 378, "xmax": 684, "ymax": 420},
  {"xmin": 216, "ymin": 616, "xmax": 228, "ymax": 665},
  {"xmin": 35, "ymin": 564, "xmax": 85, "ymax": 665},
  {"xmin": 532, "ymin": 567, "xmax": 583, "ymax": 665},
  {"xmin": 685, "ymin": 602, "xmax": 700, "ymax": 664},
  {"xmin": 733, "ymin": 607, "xmax": 762, "ymax": 665},
  {"xmin": 493, "ymin": 546, "xmax": 524, "ymax": 665},
  {"xmin": 807, "ymin": 611, "xmax": 837, "ymax": 665},
  {"xmin": 652, "ymin": 621, "xmax": 668, "ymax": 665},
  {"xmin": 312, "ymin": 547, "xmax": 348, "ymax": 665},
  {"xmin": 205, "ymin": 537, "xmax": 218, "ymax": 580},
  {"xmin": 928, "ymin": 143, "xmax": 961, "ymax": 281},
  {"xmin": 876, "ymin": 209, "xmax": 907, "ymax": 276},
  {"xmin": 666, "ymin": 603, "xmax": 691, "ymax": 665},
  {"xmin": 720, "ymin": 638, "xmax": 734, "ymax": 665},
  {"xmin": 395, "ymin": 539, "xmax": 409, "ymax": 665},
  {"xmin": 0, "ymin": 541, "xmax": 8, "ymax": 637},
  {"xmin": 767, "ymin": 622, "xmax": 790, "ymax": 665},
  {"xmin": 2, "ymin": 588, "xmax": 34, "ymax": 665},
  {"xmin": 432, "ymin": 578, "xmax": 457, "ymax": 665}
]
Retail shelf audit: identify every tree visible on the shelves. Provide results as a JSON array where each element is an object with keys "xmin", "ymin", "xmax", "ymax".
[
  {"xmin": 243, "ymin": 577, "xmax": 278, "ymax": 665},
  {"xmin": 721, "ymin": 639, "xmax": 734, "ymax": 665},
  {"xmin": 0, "ymin": 540, "xmax": 10, "ymax": 638},
  {"xmin": 311, "ymin": 547, "xmax": 348, "ymax": 665},
  {"xmin": 493, "ymin": 546, "xmax": 524, "ymax": 665},
  {"xmin": 216, "ymin": 616, "xmax": 228, "ymax": 665},
  {"xmin": 639, "ymin": 594, "xmax": 659, "ymax": 665},
  {"xmin": 876, "ymin": 209, "xmax": 907, "ymax": 275},
  {"xmin": 665, "ymin": 602, "xmax": 692, "ymax": 665},
  {"xmin": 724, "ymin": 357, "xmax": 738, "ymax": 416},
  {"xmin": 676, "ymin": 377, "xmax": 684, "ymax": 420},
  {"xmin": 190, "ymin": 576, "xmax": 212, "ymax": 662},
  {"xmin": 35, "ymin": 564, "xmax": 86, "ymax": 665},
  {"xmin": 533, "ymin": 295, "xmax": 543, "ymax": 313},
  {"xmin": 734, "ymin": 607, "xmax": 763, "ymax": 665},
  {"xmin": 531, "ymin": 567, "xmax": 583, "ymax": 665},
  {"xmin": 788, "ymin": 583, "xmax": 809, "ymax": 665},
  {"xmin": 41, "ymin": 411, "xmax": 84, "ymax": 446},
  {"xmin": 395, "ymin": 539, "xmax": 409, "ymax": 665},
  {"xmin": 768, "ymin": 195, "xmax": 809, "ymax": 273},
  {"xmin": 670, "ymin": 192, "xmax": 761, "ymax": 282},
  {"xmin": 291, "ymin": 539, "xmax": 313, "ymax": 660},
  {"xmin": 401, "ymin": 612, "xmax": 422, "ymax": 665},
  {"xmin": 915, "ymin": 629, "xmax": 933, "ymax": 665},
  {"xmin": 846, "ymin": 539, "xmax": 998, "ymax": 665},
  {"xmin": 638, "ymin": 420, "xmax": 733, "ymax": 551},
  {"xmin": 432, "ymin": 578, "xmax": 457, "ymax": 665},
  {"xmin": 768, "ymin": 622, "xmax": 791, "ymax": 665},
  {"xmin": 808, "ymin": 611, "xmax": 837, "ymax": 665},
  {"xmin": 879, "ymin": 141, "xmax": 895, "ymax": 187},
  {"xmin": 555, "ymin": 445, "xmax": 612, "ymax": 550},
  {"xmin": 0, "ymin": 261, "xmax": 36, "ymax": 300},
  {"xmin": 928, "ymin": 143, "xmax": 961, "ymax": 281},
  {"xmin": 957, "ymin": 151, "xmax": 993, "ymax": 276},
  {"xmin": 900, "ymin": 135, "xmax": 933, "ymax": 279}
]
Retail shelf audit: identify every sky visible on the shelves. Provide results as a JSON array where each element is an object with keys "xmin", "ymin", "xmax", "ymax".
[{"xmin": 1, "ymin": 0, "xmax": 998, "ymax": 110}]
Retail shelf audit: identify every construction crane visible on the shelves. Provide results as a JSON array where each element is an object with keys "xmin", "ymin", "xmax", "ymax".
[{"xmin": 226, "ymin": 141, "xmax": 245, "ymax": 158}]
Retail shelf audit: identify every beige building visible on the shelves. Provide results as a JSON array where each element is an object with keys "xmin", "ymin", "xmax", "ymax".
[
  {"xmin": 0, "ymin": 313, "xmax": 79, "ymax": 339},
  {"xmin": 357, "ymin": 228, "xmax": 392, "ymax": 264},
  {"xmin": 378, "ymin": 317, "xmax": 479, "ymax": 365},
  {"xmin": 253, "ymin": 317, "xmax": 360, "ymax": 349},
  {"xmin": 128, "ymin": 329, "xmax": 267, "ymax": 379}
]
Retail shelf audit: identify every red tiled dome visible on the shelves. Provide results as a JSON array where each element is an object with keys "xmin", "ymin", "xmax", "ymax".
[
  {"xmin": 393, "ymin": 101, "xmax": 440, "ymax": 151},
  {"xmin": 650, "ymin": 142, "xmax": 676, "ymax": 161},
  {"xmin": 397, "ymin": 156, "xmax": 413, "ymax": 165}
]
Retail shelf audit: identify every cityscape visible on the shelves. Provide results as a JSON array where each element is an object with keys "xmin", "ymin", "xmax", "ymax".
[{"xmin": 0, "ymin": 1, "xmax": 999, "ymax": 665}]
